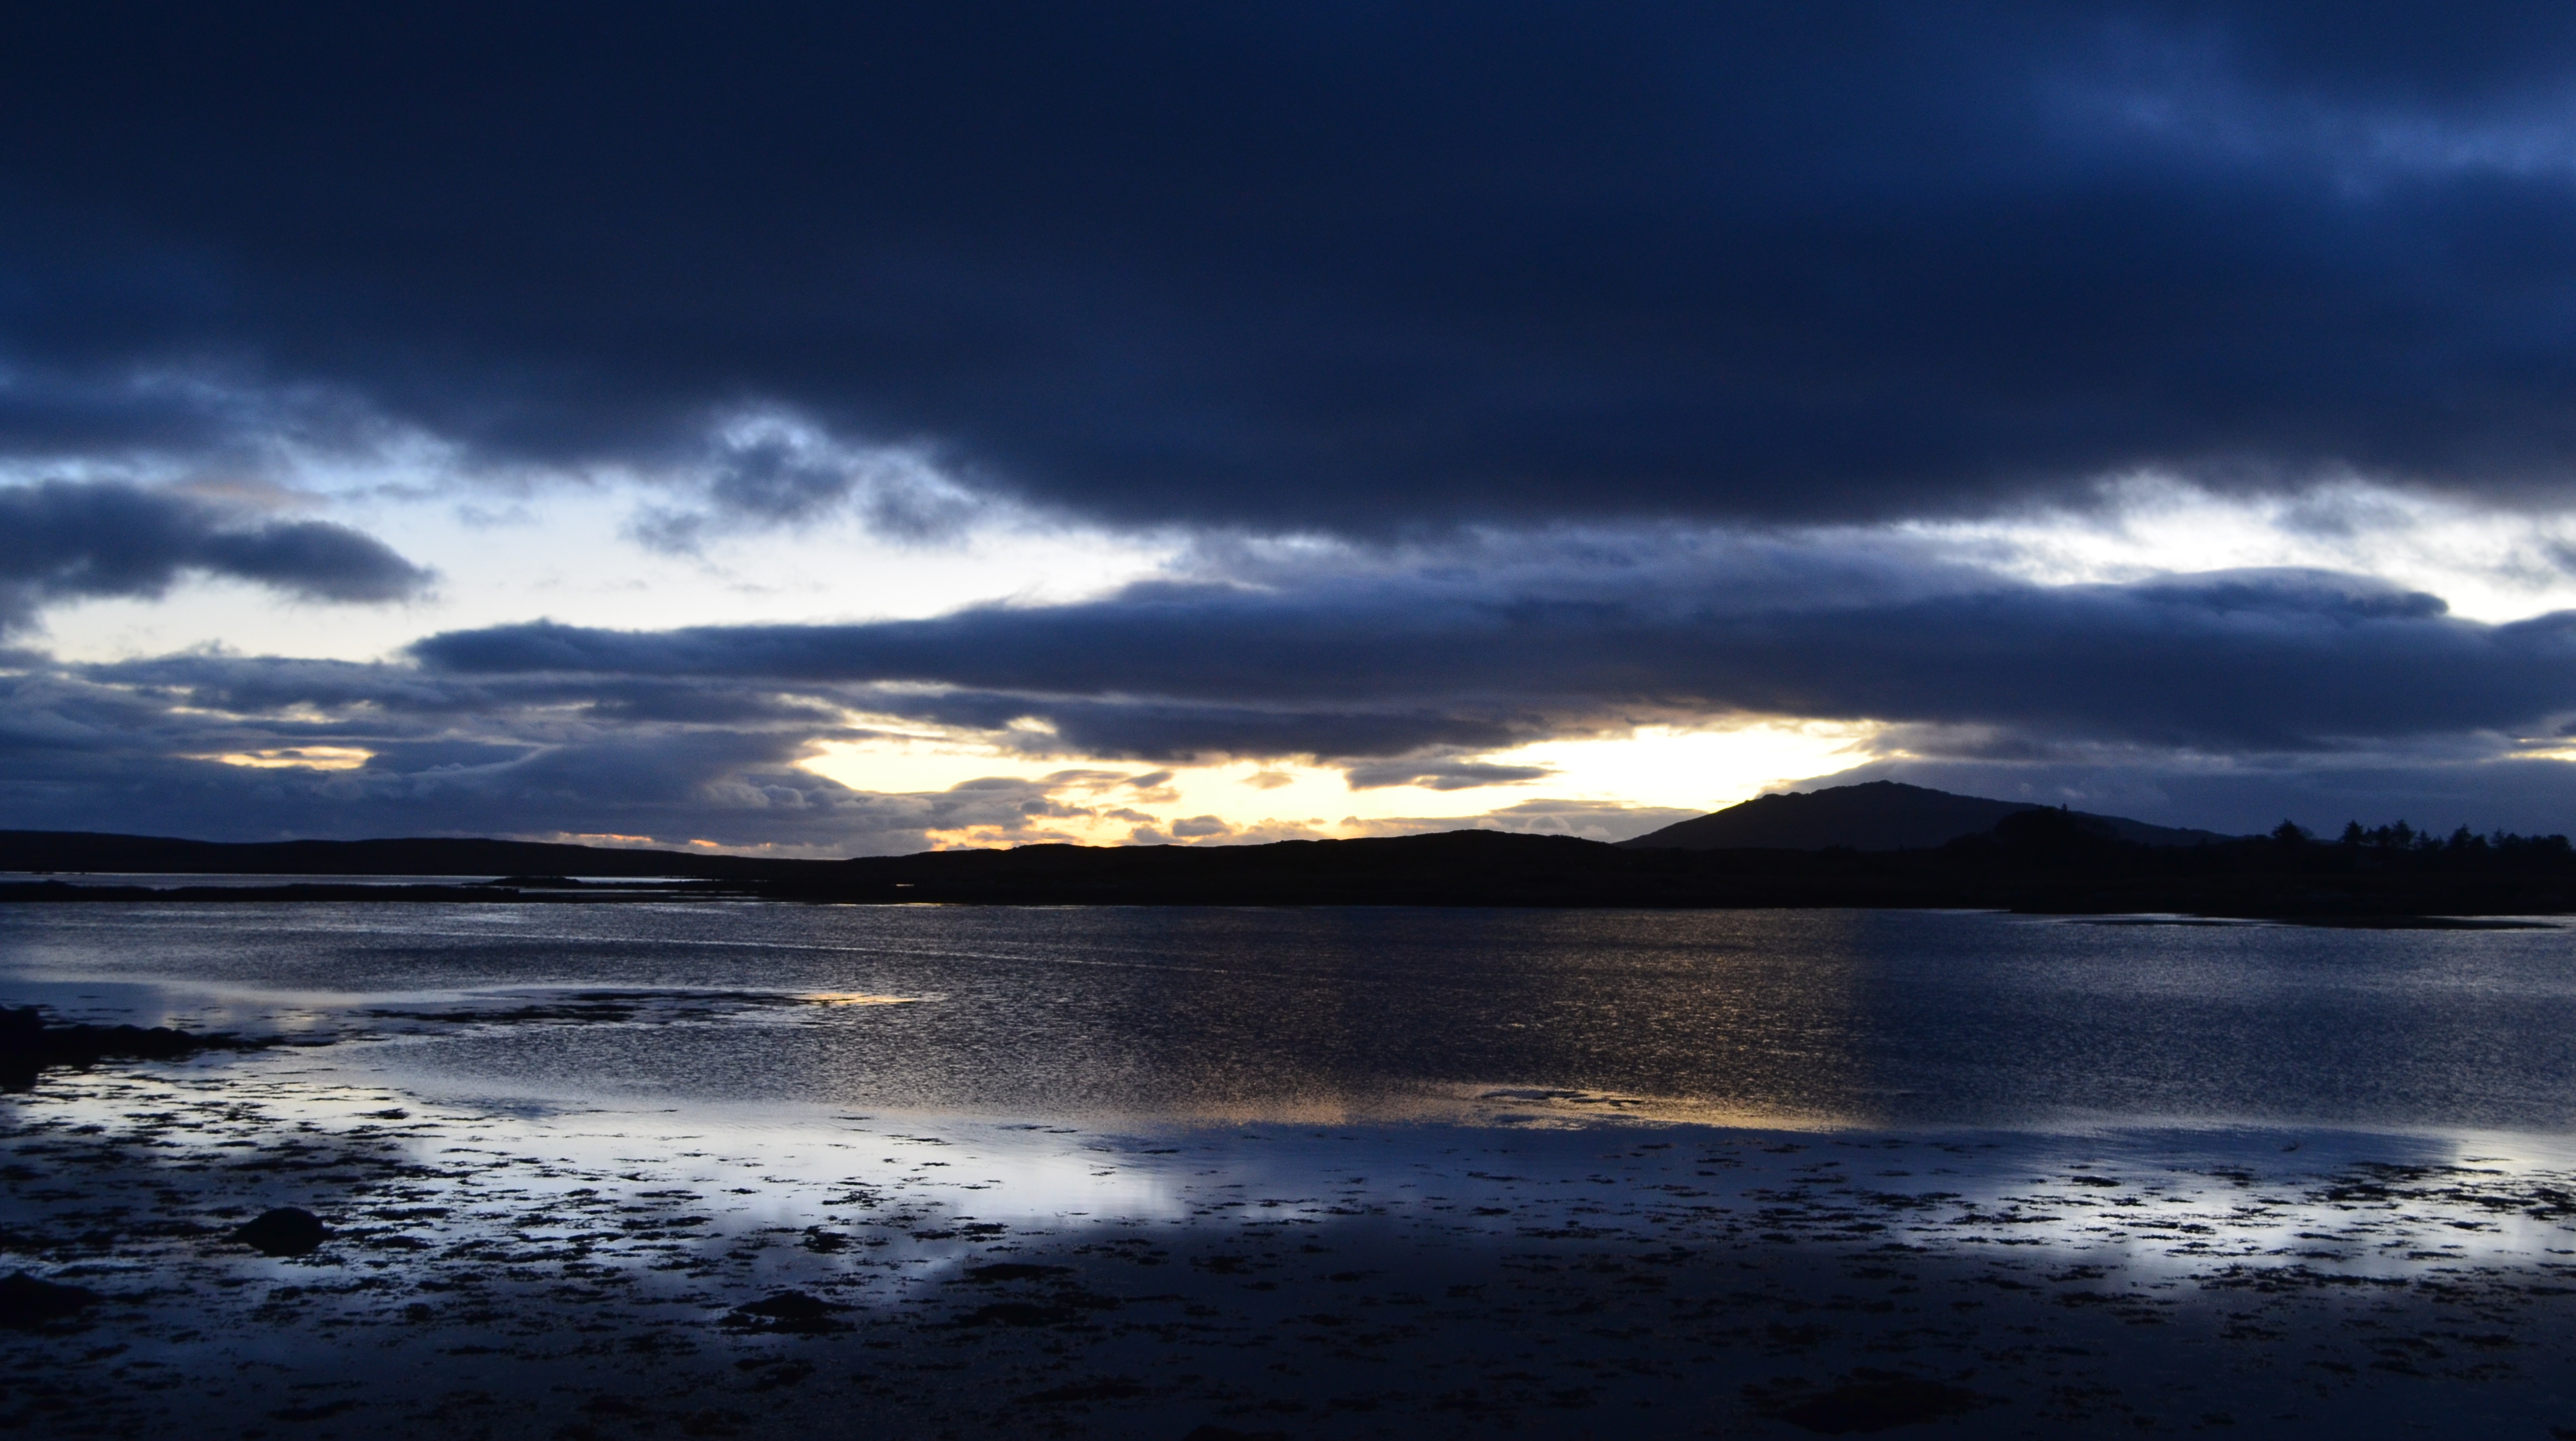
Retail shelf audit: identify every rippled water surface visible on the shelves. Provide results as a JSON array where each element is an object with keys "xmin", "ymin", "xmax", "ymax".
[
  {"xmin": 14, "ymin": 902, "xmax": 2576, "ymax": 1437},
  {"xmin": 6, "ymin": 902, "xmax": 2571, "ymax": 1132}
]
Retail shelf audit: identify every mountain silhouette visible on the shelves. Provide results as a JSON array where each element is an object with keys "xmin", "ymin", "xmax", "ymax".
[
  {"xmin": 1618, "ymin": 780, "xmax": 2236, "ymax": 851},
  {"xmin": 8, "ymin": 811, "xmax": 2575, "ymax": 918}
]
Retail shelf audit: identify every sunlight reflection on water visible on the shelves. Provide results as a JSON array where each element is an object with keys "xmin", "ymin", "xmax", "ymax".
[
  {"xmin": 4, "ymin": 902, "xmax": 2571, "ymax": 1133},
  {"xmin": 9, "ymin": 906, "xmax": 2576, "ymax": 1438}
]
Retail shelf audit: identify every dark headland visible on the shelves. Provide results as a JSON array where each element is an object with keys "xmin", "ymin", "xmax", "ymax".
[{"xmin": 4, "ymin": 781, "xmax": 2570, "ymax": 920}]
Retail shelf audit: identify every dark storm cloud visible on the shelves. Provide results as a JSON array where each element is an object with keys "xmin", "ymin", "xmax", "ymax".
[
  {"xmin": 0, "ymin": 480, "xmax": 431, "ymax": 630},
  {"xmin": 627, "ymin": 429, "xmax": 985, "ymax": 552},
  {"xmin": 85, "ymin": 651, "xmax": 836, "ymax": 730},
  {"xmin": 9, "ymin": 4, "xmax": 2576, "ymax": 527},
  {"xmin": 875, "ymin": 693, "xmax": 1529, "ymax": 765},
  {"xmin": 409, "ymin": 563, "xmax": 2576, "ymax": 757},
  {"xmin": 625, "ymin": 435, "xmax": 866, "ymax": 554}
]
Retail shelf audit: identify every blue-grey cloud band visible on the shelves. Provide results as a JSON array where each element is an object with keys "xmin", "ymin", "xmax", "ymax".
[
  {"xmin": 404, "ymin": 568, "xmax": 2574, "ymax": 756},
  {"xmin": 0, "ymin": 480, "xmax": 431, "ymax": 631},
  {"xmin": 5, "ymin": 5, "xmax": 2576, "ymax": 527}
]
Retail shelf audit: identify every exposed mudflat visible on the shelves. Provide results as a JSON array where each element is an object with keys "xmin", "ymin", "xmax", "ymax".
[{"xmin": 6, "ymin": 1048, "xmax": 2576, "ymax": 1438}]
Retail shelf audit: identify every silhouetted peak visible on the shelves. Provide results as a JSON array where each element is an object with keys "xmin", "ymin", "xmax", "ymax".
[{"xmin": 1619, "ymin": 781, "xmax": 2232, "ymax": 852}]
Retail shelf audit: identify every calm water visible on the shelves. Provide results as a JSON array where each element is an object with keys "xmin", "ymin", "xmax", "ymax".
[
  {"xmin": 4, "ymin": 902, "xmax": 2572, "ymax": 1134},
  {"xmin": 13, "ymin": 901, "xmax": 2576, "ymax": 1437}
]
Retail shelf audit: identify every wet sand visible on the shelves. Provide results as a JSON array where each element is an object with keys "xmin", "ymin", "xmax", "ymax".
[{"xmin": 7, "ymin": 1046, "xmax": 2576, "ymax": 1438}]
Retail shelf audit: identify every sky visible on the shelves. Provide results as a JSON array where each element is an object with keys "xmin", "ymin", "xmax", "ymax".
[{"xmin": 9, "ymin": 1, "xmax": 2576, "ymax": 855}]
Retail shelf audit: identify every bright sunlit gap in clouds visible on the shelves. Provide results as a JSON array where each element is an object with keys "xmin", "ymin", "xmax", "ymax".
[
  {"xmin": 796, "ymin": 718, "xmax": 1880, "ymax": 847},
  {"xmin": 187, "ymin": 746, "xmax": 375, "ymax": 771}
]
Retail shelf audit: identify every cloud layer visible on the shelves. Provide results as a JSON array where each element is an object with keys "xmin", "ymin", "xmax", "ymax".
[
  {"xmin": 7, "ymin": 5, "xmax": 2576, "ymax": 529},
  {"xmin": 410, "ymin": 558, "xmax": 2576, "ymax": 758},
  {"xmin": 7, "ymin": 6, "xmax": 2576, "ymax": 848},
  {"xmin": 0, "ymin": 480, "xmax": 430, "ymax": 631},
  {"xmin": 7, "ymin": 528, "xmax": 2573, "ymax": 848}
]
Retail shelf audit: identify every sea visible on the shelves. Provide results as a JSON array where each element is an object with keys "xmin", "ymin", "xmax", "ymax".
[
  {"xmin": 5, "ymin": 901, "xmax": 2574, "ymax": 1436},
  {"xmin": 7, "ymin": 901, "xmax": 2572, "ymax": 1131}
]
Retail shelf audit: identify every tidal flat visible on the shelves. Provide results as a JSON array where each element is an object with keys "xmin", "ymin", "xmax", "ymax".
[{"xmin": 5, "ymin": 904, "xmax": 2576, "ymax": 1437}]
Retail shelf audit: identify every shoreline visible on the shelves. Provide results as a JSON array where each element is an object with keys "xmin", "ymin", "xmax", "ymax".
[
  {"xmin": 7, "ymin": 1047, "xmax": 2576, "ymax": 1437},
  {"xmin": 6, "ymin": 886, "xmax": 2567, "ymax": 930}
]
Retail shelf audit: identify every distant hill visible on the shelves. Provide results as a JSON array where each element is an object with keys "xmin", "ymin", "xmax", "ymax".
[
  {"xmin": 1617, "ymin": 780, "xmax": 2236, "ymax": 851},
  {"xmin": 6, "ymin": 819, "xmax": 2574, "ymax": 919}
]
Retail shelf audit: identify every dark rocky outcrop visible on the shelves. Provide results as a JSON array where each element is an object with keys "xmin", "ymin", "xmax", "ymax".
[
  {"xmin": 0, "ymin": 1272, "xmax": 100, "ymax": 1329},
  {"xmin": 726, "ymin": 1290, "xmax": 853, "ymax": 1333},
  {"xmin": 0, "ymin": 1006, "xmax": 264, "ymax": 1090},
  {"xmin": 232, "ymin": 1207, "xmax": 328, "ymax": 1256}
]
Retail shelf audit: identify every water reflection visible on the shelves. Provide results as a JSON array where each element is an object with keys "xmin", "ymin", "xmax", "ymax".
[
  {"xmin": 1, "ymin": 903, "xmax": 2571, "ymax": 1131},
  {"xmin": 10, "ymin": 904, "xmax": 2576, "ymax": 1436}
]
